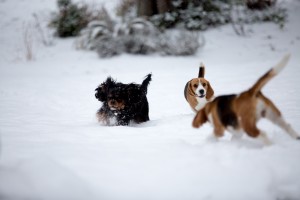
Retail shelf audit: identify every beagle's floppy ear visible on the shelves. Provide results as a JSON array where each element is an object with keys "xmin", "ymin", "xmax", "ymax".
[
  {"xmin": 192, "ymin": 108, "xmax": 208, "ymax": 128},
  {"xmin": 205, "ymin": 81, "xmax": 214, "ymax": 101},
  {"xmin": 198, "ymin": 63, "xmax": 205, "ymax": 78}
]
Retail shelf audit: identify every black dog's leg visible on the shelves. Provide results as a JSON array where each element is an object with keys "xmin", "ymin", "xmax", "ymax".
[
  {"xmin": 133, "ymin": 98, "xmax": 149, "ymax": 123},
  {"xmin": 116, "ymin": 112, "xmax": 132, "ymax": 126}
]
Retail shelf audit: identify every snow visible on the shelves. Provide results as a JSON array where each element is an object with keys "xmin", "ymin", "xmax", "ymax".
[{"xmin": 1, "ymin": 0, "xmax": 300, "ymax": 200}]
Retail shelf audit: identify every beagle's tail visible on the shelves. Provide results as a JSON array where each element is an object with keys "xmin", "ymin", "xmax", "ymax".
[
  {"xmin": 198, "ymin": 63, "xmax": 205, "ymax": 78},
  {"xmin": 249, "ymin": 54, "xmax": 291, "ymax": 95}
]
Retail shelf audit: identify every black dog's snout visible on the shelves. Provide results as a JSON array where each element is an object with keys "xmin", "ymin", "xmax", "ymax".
[{"xmin": 199, "ymin": 89, "xmax": 205, "ymax": 94}]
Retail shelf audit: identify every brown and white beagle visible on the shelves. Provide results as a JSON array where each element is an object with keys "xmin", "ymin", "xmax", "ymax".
[
  {"xmin": 184, "ymin": 63, "xmax": 214, "ymax": 112},
  {"xmin": 192, "ymin": 54, "xmax": 299, "ymax": 145}
]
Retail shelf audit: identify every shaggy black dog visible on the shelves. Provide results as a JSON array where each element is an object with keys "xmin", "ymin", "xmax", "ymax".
[{"xmin": 95, "ymin": 74, "xmax": 152, "ymax": 126}]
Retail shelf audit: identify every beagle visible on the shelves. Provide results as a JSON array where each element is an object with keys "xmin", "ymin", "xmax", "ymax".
[
  {"xmin": 184, "ymin": 63, "xmax": 214, "ymax": 112},
  {"xmin": 192, "ymin": 54, "xmax": 299, "ymax": 145}
]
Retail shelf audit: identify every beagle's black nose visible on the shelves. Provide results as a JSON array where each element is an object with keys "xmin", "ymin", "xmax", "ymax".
[{"xmin": 199, "ymin": 89, "xmax": 205, "ymax": 94}]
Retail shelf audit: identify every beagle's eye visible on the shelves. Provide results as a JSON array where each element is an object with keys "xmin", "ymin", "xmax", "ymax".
[
  {"xmin": 202, "ymin": 83, "xmax": 207, "ymax": 87},
  {"xmin": 193, "ymin": 84, "xmax": 198, "ymax": 88}
]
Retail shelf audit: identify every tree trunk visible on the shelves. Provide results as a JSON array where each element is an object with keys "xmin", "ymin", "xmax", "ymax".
[
  {"xmin": 136, "ymin": 0, "xmax": 156, "ymax": 17},
  {"xmin": 246, "ymin": 0, "xmax": 276, "ymax": 10},
  {"xmin": 136, "ymin": 0, "xmax": 173, "ymax": 17},
  {"xmin": 156, "ymin": 0, "xmax": 173, "ymax": 14}
]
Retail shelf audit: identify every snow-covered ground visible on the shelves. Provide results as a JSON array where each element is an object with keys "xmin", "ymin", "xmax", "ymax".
[{"xmin": 1, "ymin": 0, "xmax": 300, "ymax": 200}]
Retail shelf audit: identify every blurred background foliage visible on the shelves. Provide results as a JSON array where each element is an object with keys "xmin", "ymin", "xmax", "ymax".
[{"xmin": 49, "ymin": 0, "xmax": 286, "ymax": 57}]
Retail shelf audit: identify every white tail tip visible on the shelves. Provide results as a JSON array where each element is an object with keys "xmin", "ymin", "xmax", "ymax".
[{"xmin": 273, "ymin": 54, "xmax": 291, "ymax": 74}]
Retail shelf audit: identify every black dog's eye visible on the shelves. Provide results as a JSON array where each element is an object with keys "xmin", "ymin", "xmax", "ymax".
[
  {"xmin": 193, "ymin": 84, "xmax": 198, "ymax": 88},
  {"xmin": 202, "ymin": 83, "xmax": 206, "ymax": 87}
]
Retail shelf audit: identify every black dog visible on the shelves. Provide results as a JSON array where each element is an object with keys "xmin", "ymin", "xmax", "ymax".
[{"xmin": 95, "ymin": 74, "xmax": 152, "ymax": 126}]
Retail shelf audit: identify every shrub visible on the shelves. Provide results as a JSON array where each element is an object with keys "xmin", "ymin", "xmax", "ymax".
[
  {"xmin": 147, "ymin": 0, "xmax": 286, "ymax": 32},
  {"xmin": 116, "ymin": 0, "xmax": 136, "ymax": 20},
  {"xmin": 150, "ymin": 0, "xmax": 231, "ymax": 31},
  {"xmin": 96, "ymin": 36, "xmax": 124, "ymax": 58},
  {"xmin": 159, "ymin": 30, "xmax": 200, "ymax": 56},
  {"xmin": 122, "ymin": 19, "xmax": 160, "ymax": 54},
  {"xmin": 246, "ymin": 0, "xmax": 276, "ymax": 10},
  {"xmin": 75, "ymin": 21, "xmax": 113, "ymax": 50},
  {"xmin": 245, "ymin": 6, "xmax": 287, "ymax": 27},
  {"xmin": 230, "ymin": 4, "xmax": 287, "ymax": 30},
  {"xmin": 50, "ymin": 0, "xmax": 96, "ymax": 37},
  {"xmin": 78, "ymin": 17, "xmax": 201, "ymax": 57}
]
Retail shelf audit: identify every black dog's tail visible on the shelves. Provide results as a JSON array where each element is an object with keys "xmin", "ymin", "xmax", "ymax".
[{"xmin": 141, "ymin": 73, "xmax": 152, "ymax": 94}]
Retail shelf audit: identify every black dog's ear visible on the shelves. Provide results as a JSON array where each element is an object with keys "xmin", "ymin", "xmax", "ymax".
[
  {"xmin": 95, "ymin": 76, "xmax": 117, "ymax": 102},
  {"xmin": 95, "ymin": 84, "xmax": 106, "ymax": 102}
]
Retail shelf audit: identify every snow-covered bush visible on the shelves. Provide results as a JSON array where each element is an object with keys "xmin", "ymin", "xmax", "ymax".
[
  {"xmin": 75, "ymin": 21, "xmax": 112, "ymax": 50},
  {"xmin": 150, "ymin": 0, "xmax": 231, "ymax": 31},
  {"xmin": 74, "ymin": 5, "xmax": 115, "ymax": 50},
  {"xmin": 150, "ymin": 12, "xmax": 179, "ymax": 29},
  {"xmin": 116, "ymin": 0, "xmax": 136, "ymax": 21},
  {"xmin": 50, "ymin": 0, "xmax": 101, "ymax": 37},
  {"xmin": 50, "ymin": 0, "xmax": 87, "ymax": 37},
  {"xmin": 246, "ymin": 0, "xmax": 276, "ymax": 10},
  {"xmin": 182, "ymin": 3, "xmax": 231, "ymax": 30},
  {"xmin": 230, "ymin": 4, "xmax": 287, "ymax": 33},
  {"xmin": 95, "ymin": 36, "xmax": 124, "ymax": 58},
  {"xmin": 159, "ymin": 30, "xmax": 200, "ymax": 56},
  {"xmin": 147, "ymin": 0, "xmax": 286, "ymax": 32},
  {"xmin": 121, "ymin": 19, "xmax": 160, "ymax": 55},
  {"xmin": 78, "ymin": 17, "xmax": 201, "ymax": 57},
  {"xmin": 95, "ymin": 18, "xmax": 161, "ymax": 57},
  {"xmin": 244, "ymin": 6, "xmax": 287, "ymax": 27}
]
